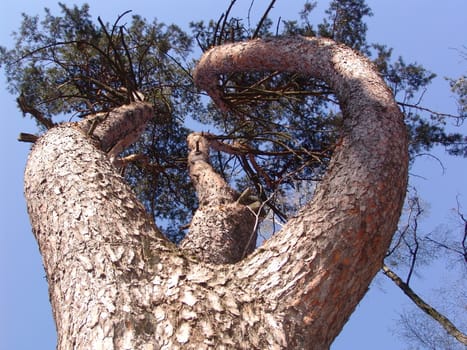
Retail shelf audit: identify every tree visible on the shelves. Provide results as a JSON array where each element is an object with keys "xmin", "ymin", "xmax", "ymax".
[
  {"xmin": 1, "ymin": 1, "xmax": 466, "ymax": 348},
  {"xmin": 22, "ymin": 32, "xmax": 408, "ymax": 348},
  {"xmin": 380, "ymin": 45, "xmax": 467, "ymax": 348}
]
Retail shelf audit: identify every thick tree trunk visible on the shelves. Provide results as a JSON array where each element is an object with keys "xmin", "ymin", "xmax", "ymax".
[{"xmin": 24, "ymin": 37, "xmax": 408, "ymax": 349}]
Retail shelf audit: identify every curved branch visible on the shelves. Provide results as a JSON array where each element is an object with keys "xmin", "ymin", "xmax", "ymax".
[{"xmin": 194, "ymin": 36, "xmax": 409, "ymax": 346}]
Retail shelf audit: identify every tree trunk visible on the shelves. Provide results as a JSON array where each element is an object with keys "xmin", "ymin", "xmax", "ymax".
[
  {"xmin": 24, "ymin": 36, "xmax": 408, "ymax": 349},
  {"xmin": 180, "ymin": 132, "xmax": 258, "ymax": 264}
]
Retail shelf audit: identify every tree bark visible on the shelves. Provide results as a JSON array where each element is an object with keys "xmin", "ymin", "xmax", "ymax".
[
  {"xmin": 24, "ymin": 36, "xmax": 408, "ymax": 349},
  {"xmin": 180, "ymin": 132, "xmax": 258, "ymax": 264}
]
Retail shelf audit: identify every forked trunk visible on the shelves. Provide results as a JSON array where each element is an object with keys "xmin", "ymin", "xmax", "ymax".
[{"xmin": 24, "ymin": 37, "xmax": 408, "ymax": 349}]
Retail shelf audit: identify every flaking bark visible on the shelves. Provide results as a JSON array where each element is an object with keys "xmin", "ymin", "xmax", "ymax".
[
  {"xmin": 180, "ymin": 132, "xmax": 257, "ymax": 264},
  {"xmin": 193, "ymin": 36, "xmax": 408, "ymax": 346},
  {"xmin": 24, "ymin": 36, "xmax": 408, "ymax": 349}
]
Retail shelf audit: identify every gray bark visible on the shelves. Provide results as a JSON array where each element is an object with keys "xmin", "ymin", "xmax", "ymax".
[{"xmin": 24, "ymin": 36, "xmax": 408, "ymax": 349}]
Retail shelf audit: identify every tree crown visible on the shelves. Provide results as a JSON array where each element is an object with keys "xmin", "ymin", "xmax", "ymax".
[{"xmin": 1, "ymin": 0, "xmax": 465, "ymax": 241}]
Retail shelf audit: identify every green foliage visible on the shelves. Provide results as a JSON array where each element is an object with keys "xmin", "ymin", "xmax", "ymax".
[
  {"xmin": 1, "ymin": 0, "xmax": 465, "ymax": 240},
  {"xmin": 0, "ymin": 3, "xmax": 201, "ymax": 241},
  {"xmin": 449, "ymin": 75, "xmax": 467, "ymax": 117},
  {"xmin": 1, "ymin": 3, "xmax": 196, "ymax": 117},
  {"xmin": 318, "ymin": 0, "xmax": 372, "ymax": 53}
]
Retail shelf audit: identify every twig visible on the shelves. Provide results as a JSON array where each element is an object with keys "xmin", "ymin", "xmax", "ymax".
[
  {"xmin": 241, "ymin": 191, "xmax": 275, "ymax": 259},
  {"xmin": 410, "ymin": 153, "xmax": 446, "ymax": 174}
]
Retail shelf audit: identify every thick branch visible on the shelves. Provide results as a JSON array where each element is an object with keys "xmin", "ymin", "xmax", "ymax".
[
  {"xmin": 77, "ymin": 101, "xmax": 154, "ymax": 159},
  {"xmin": 382, "ymin": 264, "xmax": 467, "ymax": 345},
  {"xmin": 194, "ymin": 36, "xmax": 409, "ymax": 346},
  {"xmin": 17, "ymin": 93, "xmax": 55, "ymax": 129}
]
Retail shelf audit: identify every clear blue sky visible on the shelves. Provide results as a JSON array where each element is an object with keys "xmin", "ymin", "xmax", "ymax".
[{"xmin": 0, "ymin": 1, "xmax": 465, "ymax": 349}]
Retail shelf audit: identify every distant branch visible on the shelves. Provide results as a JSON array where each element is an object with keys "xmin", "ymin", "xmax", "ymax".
[
  {"xmin": 17, "ymin": 93, "xmax": 55, "ymax": 129},
  {"xmin": 17, "ymin": 132, "xmax": 39, "ymax": 143},
  {"xmin": 398, "ymin": 101, "xmax": 464, "ymax": 121},
  {"xmin": 218, "ymin": 0, "xmax": 237, "ymax": 46},
  {"xmin": 425, "ymin": 236, "xmax": 466, "ymax": 263},
  {"xmin": 410, "ymin": 153, "xmax": 446, "ymax": 174},
  {"xmin": 456, "ymin": 198, "xmax": 467, "ymax": 263},
  {"xmin": 382, "ymin": 264, "xmax": 467, "ymax": 346},
  {"xmin": 252, "ymin": 0, "xmax": 277, "ymax": 39}
]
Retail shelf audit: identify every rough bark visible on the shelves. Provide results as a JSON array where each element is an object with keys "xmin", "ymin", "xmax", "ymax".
[
  {"xmin": 24, "ymin": 36, "xmax": 408, "ymax": 349},
  {"xmin": 180, "ymin": 132, "xmax": 258, "ymax": 264}
]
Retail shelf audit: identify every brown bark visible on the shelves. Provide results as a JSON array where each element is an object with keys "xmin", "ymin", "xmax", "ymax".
[
  {"xmin": 24, "ymin": 36, "xmax": 408, "ymax": 349},
  {"xmin": 79, "ymin": 101, "xmax": 155, "ymax": 162}
]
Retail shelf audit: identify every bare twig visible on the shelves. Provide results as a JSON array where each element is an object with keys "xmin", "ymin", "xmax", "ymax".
[
  {"xmin": 252, "ymin": 0, "xmax": 277, "ymax": 39},
  {"xmin": 405, "ymin": 195, "xmax": 423, "ymax": 284},
  {"xmin": 241, "ymin": 191, "xmax": 275, "ymax": 259},
  {"xmin": 435, "ymin": 196, "xmax": 467, "ymax": 263},
  {"xmin": 398, "ymin": 101, "xmax": 464, "ymax": 120},
  {"xmin": 455, "ymin": 197, "xmax": 467, "ymax": 263},
  {"xmin": 410, "ymin": 153, "xmax": 446, "ymax": 174}
]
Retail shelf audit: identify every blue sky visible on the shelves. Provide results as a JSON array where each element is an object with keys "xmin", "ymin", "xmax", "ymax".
[{"xmin": 0, "ymin": 1, "xmax": 465, "ymax": 349}]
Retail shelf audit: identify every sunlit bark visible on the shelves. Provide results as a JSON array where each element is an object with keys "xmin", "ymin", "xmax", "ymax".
[
  {"xmin": 24, "ymin": 36, "xmax": 408, "ymax": 349},
  {"xmin": 180, "ymin": 132, "xmax": 257, "ymax": 264}
]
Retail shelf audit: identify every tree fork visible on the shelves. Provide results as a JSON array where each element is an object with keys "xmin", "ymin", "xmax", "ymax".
[
  {"xmin": 24, "ymin": 36, "xmax": 408, "ymax": 349},
  {"xmin": 193, "ymin": 36, "xmax": 409, "ymax": 346}
]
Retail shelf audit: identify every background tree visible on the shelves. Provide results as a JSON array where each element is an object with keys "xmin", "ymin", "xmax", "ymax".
[
  {"xmin": 383, "ymin": 189, "xmax": 467, "ymax": 348},
  {"xmin": 379, "ymin": 46, "xmax": 467, "ymax": 349},
  {"xmin": 2, "ymin": 1, "xmax": 465, "ymax": 240},
  {"xmin": 0, "ymin": 0, "xmax": 466, "ymax": 348}
]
